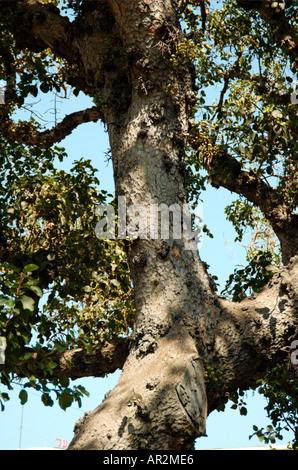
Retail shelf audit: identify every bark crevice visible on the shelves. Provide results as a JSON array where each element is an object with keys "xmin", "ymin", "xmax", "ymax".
[{"xmin": 2, "ymin": 0, "xmax": 297, "ymax": 451}]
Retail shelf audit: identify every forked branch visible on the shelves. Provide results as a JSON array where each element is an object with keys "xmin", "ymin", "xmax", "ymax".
[
  {"xmin": 1, "ymin": 106, "xmax": 104, "ymax": 147},
  {"xmin": 189, "ymin": 130, "xmax": 297, "ymax": 264}
]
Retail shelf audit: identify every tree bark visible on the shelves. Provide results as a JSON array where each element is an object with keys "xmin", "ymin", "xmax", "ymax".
[
  {"xmin": 68, "ymin": 0, "xmax": 298, "ymax": 450},
  {"xmin": 69, "ymin": 0, "xmax": 213, "ymax": 450},
  {"xmin": 3, "ymin": 0, "xmax": 297, "ymax": 451},
  {"xmin": 204, "ymin": 254, "xmax": 298, "ymax": 412},
  {"xmin": 20, "ymin": 338, "xmax": 129, "ymax": 380}
]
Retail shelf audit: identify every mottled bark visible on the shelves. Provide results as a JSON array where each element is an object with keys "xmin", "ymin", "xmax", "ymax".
[
  {"xmin": 3, "ymin": 0, "xmax": 297, "ymax": 451},
  {"xmin": 68, "ymin": 0, "xmax": 298, "ymax": 450},
  {"xmin": 69, "ymin": 0, "xmax": 212, "ymax": 450},
  {"xmin": 204, "ymin": 254, "xmax": 298, "ymax": 412}
]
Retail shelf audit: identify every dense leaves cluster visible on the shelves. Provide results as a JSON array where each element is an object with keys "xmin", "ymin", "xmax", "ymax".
[
  {"xmin": 0, "ymin": 135, "xmax": 133, "ymax": 409},
  {"xmin": 250, "ymin": 366, "xmax": 298, "ymax": 449},
  {"xmin": 0, "ymin": 261, "xmax": 90, "ymax": 411},
  {"xmin": 223, "ymin": 201, "xmax": 281, "ymax": 300},
  {"xmin": 177, "ymin": 0, "xmax": 296, "ymax": 292}
]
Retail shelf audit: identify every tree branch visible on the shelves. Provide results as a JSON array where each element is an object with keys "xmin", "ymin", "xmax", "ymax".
[
  {"xmin": 23, "ymin": 337, "xmax": 130, "ymax": 381},
  {"xmin": 205, "ymin": 254, "xmax": 298, "ymax": 412},
  {"xmin": 7, "ymin": 0, "xmax": 72, "ymax": 57},
  {"xmin": 4, "ymin": 0, "xmax": 123, "ymax": 106},
  {"xmin": 1, "ymin": 106, "xmax": 104, "ymax": 147},
  {"xmin": 190, "ymin": 130, "xmax": 297, "ymax": 263}
]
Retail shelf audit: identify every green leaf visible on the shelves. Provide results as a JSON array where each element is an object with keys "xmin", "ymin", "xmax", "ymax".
[
  {"xmin": 23, "ymin": 352, "xmax": 32, "ymax": 360},
  {"xmin": 0, "ymin": 296, "xmax": 9, "ymax": 306},
  {"xmin": 5, "ymin": 299, "xmax": 15, "ymax": 308},
  {"xmin": 58, "ymin": 391, "xmax": 73, "ymax": 410},
  {"xmin": 41, "ymin": 393, "xmax": 54, "ymax": 407},
  {"xmin": 111, "ymin": 279, "xmax": 121, "ymax": 288},
  {"xmin": 27, "ymin": 285, "xmax": 43, "ymax": 297},
  {"xmin": 20, "ymin": 295, "xmax": 35, "ymax": 312},
  {"xmin": 47, "ymin": 359, "xmax": 57, "ymax": 372},
  {"xmin": 2, "ymin": 263, "xmax": 20, "ymax": 273},
  {"xmin": 76, "ymin": 385, "xmax": 90, "ymax": 397},
  {"xmin": 19, "ymin": 389, "xmax": 28, "ymax": 405},
  {"xmin": 23, "ymin": 264, "xmax": 39, "ymax": 273},
  {"xmin": 0, "ymin": 392, "xmax": 10, "ymax": 411},
  {"xmin": 40, "ymin": 82, "xmax": 50, "ymax": 93},
  {"xmin": 59, "ymin": 376, "xmax": 70, "ymax": 388},
  {"xmin": 1, "ymin": 393, "xmax": 9, "ymax": 402},
  {"xmin": 54, "ymin": 341, "xmax": 67, "ymax": 353}
]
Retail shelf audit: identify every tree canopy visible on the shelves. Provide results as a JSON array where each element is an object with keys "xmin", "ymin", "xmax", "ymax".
[{"xmin": 0, "ymin": 0, "xmax": 297, "ymax": 450}]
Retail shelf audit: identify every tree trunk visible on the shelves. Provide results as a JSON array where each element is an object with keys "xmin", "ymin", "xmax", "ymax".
[
  {"xmin": 5, "ymin": 0, "xmax": 297, "ymax": 451},
  {"xmin": 69, "ymin": 0, "xmax": 213, "ymax": 450},
  {"xmin": 68, "ymin": 0, "xmax": 298, "ymax": 450}
]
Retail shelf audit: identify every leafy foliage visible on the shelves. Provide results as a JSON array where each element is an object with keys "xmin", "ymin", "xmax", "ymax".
[
  {"xmin": 182, "ymin": 0, "xmax": 297, "ymax": 208},
  {"xmin": 175, "ymin": 0, "xmax": 298, "ymax": 447},
  {"xmin": 0, "ymin": 0, "xmax": 134, "ymax": 410},
  {"xmin": 0, "ymin": 262, "xmax": 89, "ymax": 411},
  {"xmin": 222, "ymin": 200, "xmax": 281, "ymax": 301},
  {"xmin": 250, "ymin": 366, "xmax": 298, "ymax": 449},
  {"xmin": 177, "ymin": 0, "xmax": 296, "ymax": 298},
  {"xmin": 0, "ymin": 135, "xmax": 133, "ymax": 409}
]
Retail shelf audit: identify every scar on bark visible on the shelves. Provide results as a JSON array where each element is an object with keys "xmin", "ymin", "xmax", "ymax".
[{"xmin": 176, "ymin": 357, "xmax": 207, "ymax": 436}]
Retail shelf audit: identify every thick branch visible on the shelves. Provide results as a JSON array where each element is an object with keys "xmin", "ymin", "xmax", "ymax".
[
  {"xmin": 8, "ymin": 0, "xmax": 71, "ymax": 57},
  {"xmin": 24, "ymin": 337, "xmax": 129, "ymax": 381},
  {"xmin": 1, "ymin": 106, "xmax": 104, "ymax": 147},
  {"xmin": 190, "ymin": 134, "xmax": 297, "ymax": 263},
  {"xmin": 205, "ymin": 255, "xmax": 298, "ymax": 412},
  {"xmin": 213, "ymin": 153, "xmax": 297, "ymax": 264},
  {"xmin": 5, "ymin": 0, "xmax": 125, "ymax": 106},
  {"xmin": 3, "ymin": 0, "xmax": 121, "ymax": 95}
]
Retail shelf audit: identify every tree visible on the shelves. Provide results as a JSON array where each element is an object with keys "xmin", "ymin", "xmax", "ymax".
[{"xmin": 0, "ymin": 0, "xmax": 297, "ymax": 450}]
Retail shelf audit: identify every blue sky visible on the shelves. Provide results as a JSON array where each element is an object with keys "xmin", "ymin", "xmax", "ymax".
[{"xmin": 0, "ymin": 62, "xmax": 295, "ymax": 450}]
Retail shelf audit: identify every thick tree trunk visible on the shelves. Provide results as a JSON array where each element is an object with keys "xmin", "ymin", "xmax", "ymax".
[
  {"xmin": 69, "ymin": 0, "xmax": 213, "ymax": 450},
  {"xmin": 68, "ymin": 0, "xmax": 298, "ymax": 450},
  {"xmin": 5, "ymin": 0, "xmax": 297, "ymax": 451}
]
